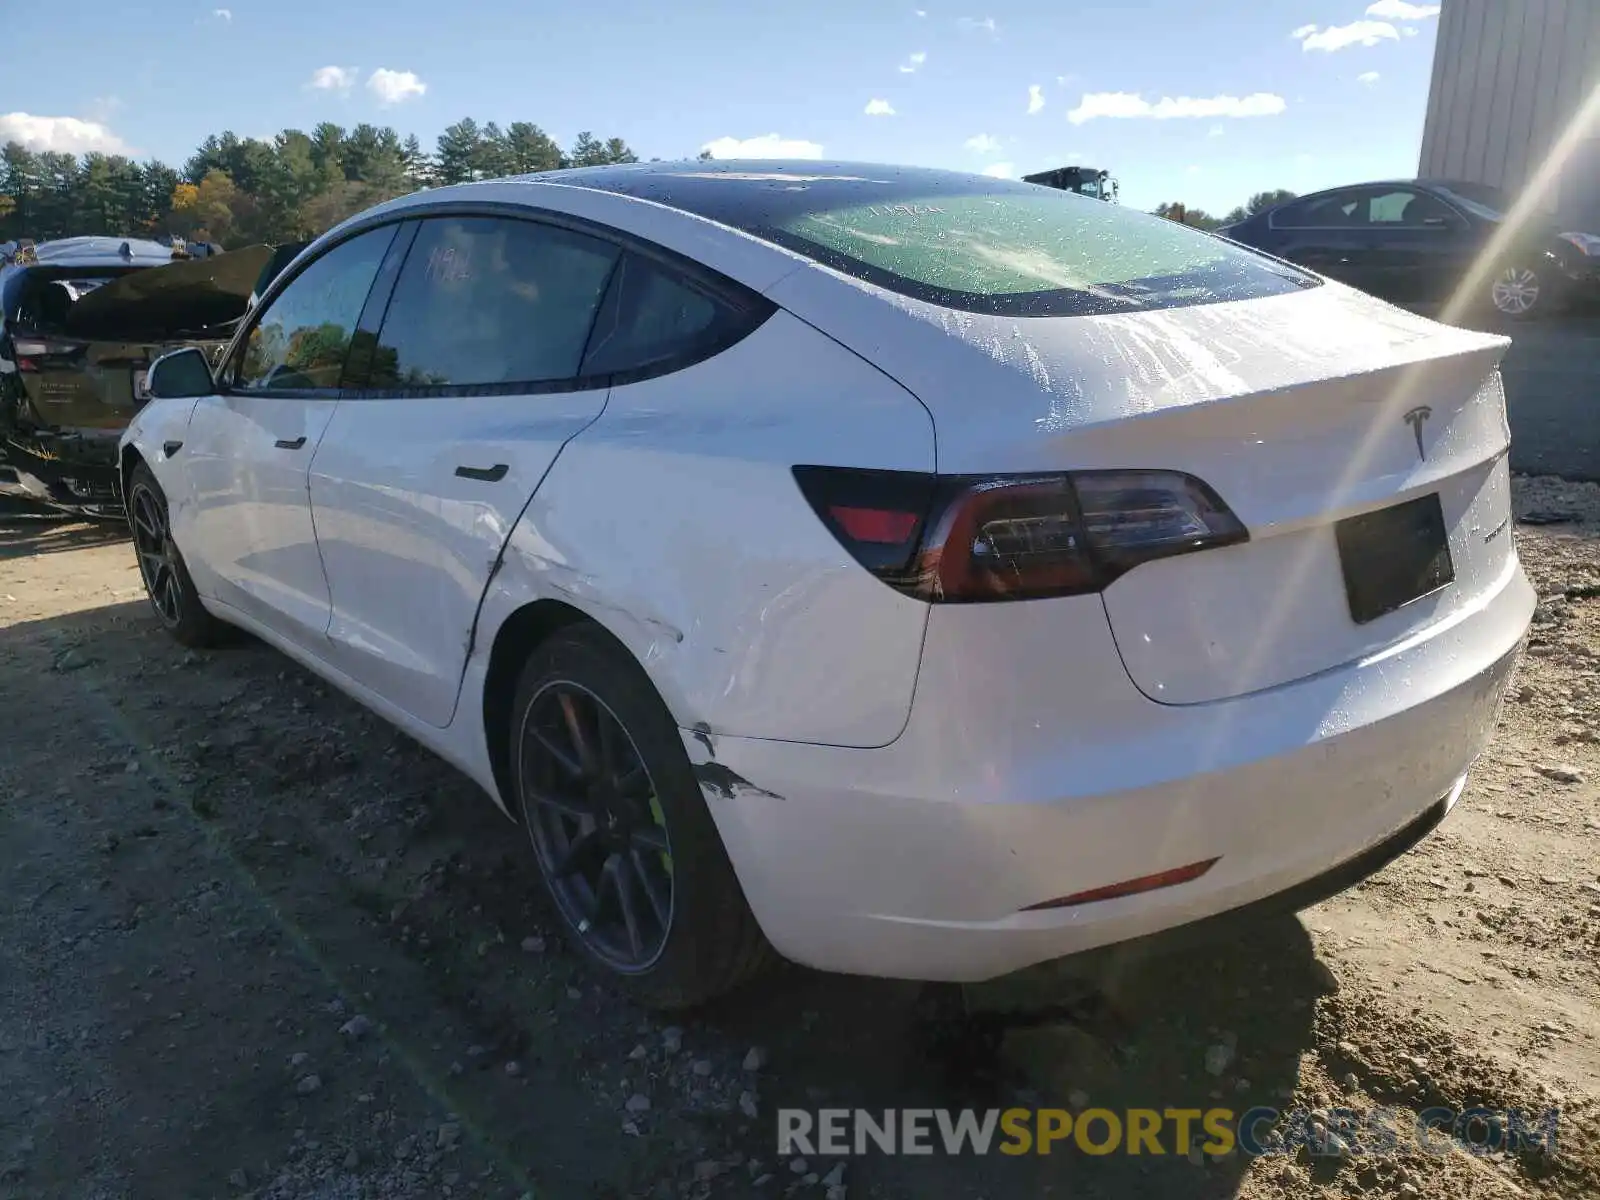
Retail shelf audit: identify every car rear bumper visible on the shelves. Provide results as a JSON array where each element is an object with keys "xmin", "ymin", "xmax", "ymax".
[
  {"xmin": 0, "ymin": 431, "xmax": 121, "ymax": 512},
  {"xmin": 687, "ymin": 555, "xmax": 1534, "ymax": 982}
]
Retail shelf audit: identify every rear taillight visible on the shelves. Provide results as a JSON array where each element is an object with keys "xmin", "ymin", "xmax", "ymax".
[
  {"xmin": 793, "ymin": 465, "xmax": 1247, "ymax": 603},
  {"xmin": 10, "ymin": 336, "xmax": 78, "ymax": 371}
]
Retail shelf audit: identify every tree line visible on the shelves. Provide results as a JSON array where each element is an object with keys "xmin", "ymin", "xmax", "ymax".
[
  {"xmin": 1153, "ymin": 189, "xmax": 1299, "ymax": 230},
  {"xmin": 0, "ymin": 119, "xmax": 643, "ymax": 249}
]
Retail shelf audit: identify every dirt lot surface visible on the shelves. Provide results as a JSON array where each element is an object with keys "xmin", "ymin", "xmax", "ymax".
[{"xmin": 1, "ymin": 478, "xmax": 1598, "ymax": 1200}]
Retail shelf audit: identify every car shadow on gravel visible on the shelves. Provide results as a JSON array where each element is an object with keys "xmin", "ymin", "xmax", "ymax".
[
  {"xmin": 0, "ymin": 512, "xmax": 128, "ymax": 560},
  {"xmin": 2, "ymin": 594, "xmax": 1332, "ymax": 1200},
  {"xmin": 694, "ymin": 914, "xmax": 1326, "ymax": 1197}
]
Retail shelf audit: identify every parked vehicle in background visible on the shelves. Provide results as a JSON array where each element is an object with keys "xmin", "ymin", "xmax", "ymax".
[
  {"xmin": 123, "ymin": 161, "xmax": 1531, "ymax": 1008},
  {"xmin": 0, "ymin": 236, "xmax": 287, "ymax": 517},
  {"xmin": 1216, "ymin": 178, "xmax": 1600, "ymax": 319},
  {"xmin": 1023, "ymin": 165, "xmax": 1120, "ymax": 203}
]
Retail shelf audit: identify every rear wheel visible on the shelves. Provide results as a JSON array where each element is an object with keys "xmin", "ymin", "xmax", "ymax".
[
  {"xmin": 510, "ymin": 625, "xmax": 774, "ymax": 1009},
  {"xmin": 1489, "ymin": 265, "xmax": 1543, "ymax": 319},
  {"xmin": 127, "ymin": 462, "xmax": 231, "ymax": 647}
]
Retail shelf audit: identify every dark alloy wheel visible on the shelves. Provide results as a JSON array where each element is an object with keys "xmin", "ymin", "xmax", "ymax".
[
  {"xmin": 519, "ymin": 680, "xmax": 675, "ymax": 972},
  {"xmin": 130, "ymin": 478, "xmax": 182, "ymax": 627},
  {"xmin": 510, "ymin": 626, "xmax": 775, "ymax": 1009},
  {"xmin": 126, "ymin": 462, "xmax": 231, "ymax": 647}
]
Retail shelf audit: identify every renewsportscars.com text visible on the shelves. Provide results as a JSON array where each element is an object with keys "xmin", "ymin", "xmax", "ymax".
[{"xmin": 777, "ymin": 1106, "xmax": 1562, "ymax": 1158}]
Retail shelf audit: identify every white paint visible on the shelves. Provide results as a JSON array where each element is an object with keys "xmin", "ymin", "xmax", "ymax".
[{"xmin": 122, "ymin": 171, "xmax": 1534, "ymax": 985}]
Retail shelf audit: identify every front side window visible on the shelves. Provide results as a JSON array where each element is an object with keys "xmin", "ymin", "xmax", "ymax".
[
  {"xmin": 234, "ymin": 225, "xmax": 396, "ymax": 392},
  {"xmin": 367, "ymin": 216, "xmax": 620, "ymax": 390}
]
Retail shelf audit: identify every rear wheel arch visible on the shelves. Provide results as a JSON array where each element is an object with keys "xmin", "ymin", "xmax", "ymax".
[{"xmin": 482, "ymin": 598, "xmax": 688, "ymax": 818}]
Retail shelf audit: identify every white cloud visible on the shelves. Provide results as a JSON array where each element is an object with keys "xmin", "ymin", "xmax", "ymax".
[
  {"xmin": 981, "ymin": 162, "xmax": 1015, "ymax": 178},
  {"xmin": 1403, "ymin": 25, "xmax": 1419, "ymax": 36},
  {"xmin": 1186, "ymin": 164, "xmax": 1202, "ymax": 175},
  {"xmin": 1067, "ymin": 91, "xmax": 1287, "ymax": 125},
  {"xmin": 957, "ymin": 16, "xmax": 997, "ymax": 34},
  {"xmin": 307, "ymin": 65, "xmax": 357, "ymax": 93},
  {"xmin": 864, "ymin": 98, "xmax": 896, "ymax": 116},
  {"xmin": 1207, "ymin": 124, "xmax": 1224, "ymax": 137},
  {"xmin": 212, "ymin": 7, "xmax": 231, "ymax": 20},
  {"xmin": 915, "ymin": 7, "xmax": 926, "ymax": 14},
  {"xmin": 964, "ymin": 133, "xmax": 1001, "ymax": 153},
  {"xmin": 1290, "ymin": 23, "xmax": 1319, "ymax": 39},
  {"xmin": 700, "ymin": 134, "xmax": 825, "ymax": 160},
  {"xmin": 1365, "ymin": 0, "xmax": 1439, "ymax": 18},
  {"xmin": 1297, "ymin": 20, "xmax": 1399, "ymax": 51},
  {"xmin": 1027, "ymin": 84, "xmax": 1045, "ymax": 115},
  {"xmin": 84, "ymin": 95, "xmax": 123, "ymax": 124},
  {"xmin": 1358, "ymin": 70, "xmax": 1381, "ymax": 84},
  {"xmin": 0, "ymin": 112, "xmax": 129, "ymax": 155},
  {"xmin": 367, "ymin": 68, "xmax": 426, "ymax": 105},
  {"xmin": 898, "ymin": 50, "xmax": 927, "ymax": 73}
]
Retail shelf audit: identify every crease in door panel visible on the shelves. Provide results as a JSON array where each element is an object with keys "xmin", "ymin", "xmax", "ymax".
[
  {"xmin": 305, "ymin": 397, "xmax": 348, "ymax": 641},
  {"xmin": 443, "ymin": 386, "xmax": 618, "ymax": 728}
]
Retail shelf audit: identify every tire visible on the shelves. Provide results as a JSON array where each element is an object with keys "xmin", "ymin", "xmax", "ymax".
[
  {"xmin": 1488, "ymin": 264, "xmax": 1544, "ymax": 320},
  {"xmin": 510, "ymin": 625, "xmax": 775, "ymax": 1009},
  {"xmin": 126, "ymin": 461, "xmax": 232, "ymax": 648}
]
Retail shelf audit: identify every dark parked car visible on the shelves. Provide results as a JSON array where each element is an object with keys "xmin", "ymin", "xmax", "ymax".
[
  {"xmin": 1216, "ymin": 179, "xmax": 1600, "ymax": 319},
  {"xmin": 0, "ymin": 236, "xmax": 294, "ymax": 517}
]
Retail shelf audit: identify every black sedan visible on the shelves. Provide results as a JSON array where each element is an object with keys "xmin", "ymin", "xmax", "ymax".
[{"xmin": 1216, "ymin": 179, "xmax": 1600, "ymax": 319}]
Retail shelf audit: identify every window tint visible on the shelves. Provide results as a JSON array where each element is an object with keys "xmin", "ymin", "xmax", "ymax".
[
  {"xmin": 234, "ymin": 226, "xmax": 395, "ymax": 392},
  {"xmin": 564, "ymin": 167, "xmax": 1317, "ymax": 316},
  {"xmin": 748, "ymin": 191, "xmax": 1312, "ymax": 315},
  {"xmin": 580, "ymin": 253, "xmax": 757, "ymax": 376},
  {"xmin": 1272, "ymin": 193, "xmax": 1365, "ymax": 228},
  {"xmin": 1369, "ymin": 189, "xmax": 1457, "ymax": 225},
  {"xmin": 368, "ymin": 217, "xmax": 620, "ymax": 389}
]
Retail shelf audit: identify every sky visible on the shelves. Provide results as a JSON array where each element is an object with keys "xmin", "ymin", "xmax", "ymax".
[{"xmin": 1, "ymin": 0, "xmax": 1445, "ymax": 215}]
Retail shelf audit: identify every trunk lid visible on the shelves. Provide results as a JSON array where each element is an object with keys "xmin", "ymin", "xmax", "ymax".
[
  {"xmin": 8, "ymin": 245, "xmax": 267, "ymax": 430},
  {"xmin": 765, "ymin": 272, "xmax": 1515, "ymax": 704},
  {"xmin": 61, "ymin": 243, "xmax": 271, "ymax": 341}
]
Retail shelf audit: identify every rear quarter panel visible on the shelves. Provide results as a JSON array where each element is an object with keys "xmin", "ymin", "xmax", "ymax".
[{"xmin": 468, "ymin": 309, "xmax": 938, "ymax": 748}]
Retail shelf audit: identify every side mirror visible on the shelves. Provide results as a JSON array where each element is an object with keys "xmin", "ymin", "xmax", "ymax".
[{"xmin": 146, "ymin": 346, "xmax": 215, "ymax": 400}]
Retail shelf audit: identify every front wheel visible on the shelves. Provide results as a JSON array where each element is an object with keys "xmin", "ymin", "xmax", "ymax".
[
  {"xmin": 126, "ymin": 461, "xmax": 231, "ymax": 647},
  {"xmin": 510, "ymin": 625, "xmax": 774, "ymax": 1009},
  {"xmin": 1489, "ymin": 265, "xmax": 1544, "ymax": 319}
]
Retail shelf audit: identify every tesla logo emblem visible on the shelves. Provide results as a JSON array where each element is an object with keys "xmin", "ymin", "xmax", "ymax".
[{"xmin": 1403, "ymin": 405, "xmax": 1432, "ymax": 461}]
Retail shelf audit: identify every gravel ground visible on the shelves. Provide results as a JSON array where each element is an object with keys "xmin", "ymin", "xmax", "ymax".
[{"xmin": 0, "ymin": 477, "xmax": 1597, "ymax": 1200}]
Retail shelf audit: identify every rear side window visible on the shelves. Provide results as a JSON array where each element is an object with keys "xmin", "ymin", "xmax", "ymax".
[
  {"xmin": 581, "ymin": 252, "xmax": 767, "ymax": 377},
  {"xmin": 1270, "ymin": 192, "xmax": 1365, "ymax": 229},
  {"xmin": 368, "ymin": 216, "xmax": 620, "ymax": 390},
  {"xmin": 726, "ymin": 187, "xmax": 1314, "ymax": 316}
]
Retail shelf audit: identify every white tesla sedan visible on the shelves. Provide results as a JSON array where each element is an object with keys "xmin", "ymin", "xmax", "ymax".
[{"xmin": 121, "ymin": 162, "xmax": 1534, "ymax": 1008}]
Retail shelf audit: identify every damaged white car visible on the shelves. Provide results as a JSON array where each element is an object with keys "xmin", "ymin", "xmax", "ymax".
[{"xmin": 121, "ymin": 162, "xmax": 1533, "ymax": 1008}]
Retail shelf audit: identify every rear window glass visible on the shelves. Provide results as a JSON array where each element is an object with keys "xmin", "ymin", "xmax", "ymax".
[
  {"xmin": 596, "ymin": 171, "xmax": 1318, "ymax": 317},
  {"xmin": 4, "ymin": 266, "xmax": 146, "ymax": 330}
]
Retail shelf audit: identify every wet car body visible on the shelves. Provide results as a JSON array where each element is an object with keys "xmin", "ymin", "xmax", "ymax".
[
  {"xmin": 122, "ymin": 162, "xmax": 1534, "ymax": 1005},
  {"xmin": 0, "ymin": 237, "xmax": 281, "ymax": 516}
]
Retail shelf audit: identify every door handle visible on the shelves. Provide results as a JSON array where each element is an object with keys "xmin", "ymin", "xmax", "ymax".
[
  {"xmin": 274, "ymin": 436, "xmax": 307, "ymax": 450},
  {"xmin": 455, "ymin": 463, "xmax": 509, "ymax": 482}
]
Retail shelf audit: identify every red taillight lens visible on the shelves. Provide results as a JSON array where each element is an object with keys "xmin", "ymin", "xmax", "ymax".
[
  {"xmin": 829, "ymin": 505, "xmax": 920, "ymax": 545},
  {"xmin": 793, "ymin": 466, "xmax": 1247, "ymax": 603},
  {"xmin": 10, "ymin": 336, "xmax": 79, "ymax": 371}
]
